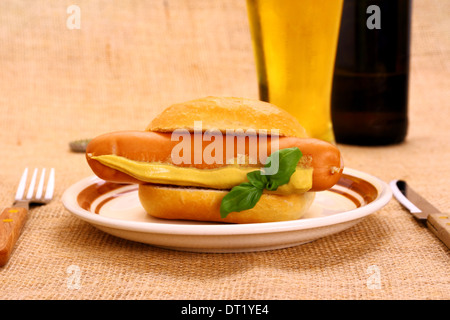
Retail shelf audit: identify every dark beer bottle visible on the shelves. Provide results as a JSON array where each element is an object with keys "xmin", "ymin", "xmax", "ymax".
[{"xmin": 331, "ymin": 0, "xmax": 412, "ymax": 145}]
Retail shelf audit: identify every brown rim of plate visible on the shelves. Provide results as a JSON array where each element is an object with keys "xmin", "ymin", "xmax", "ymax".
[{"xmin": 77, "ymin": 174, "xmax": 379, "ymax": 215}]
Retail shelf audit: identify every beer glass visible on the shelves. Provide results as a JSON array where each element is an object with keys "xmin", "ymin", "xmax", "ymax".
[{"xmin": 246, "ymin": 0, "xmax": 344, "ymax": 142}]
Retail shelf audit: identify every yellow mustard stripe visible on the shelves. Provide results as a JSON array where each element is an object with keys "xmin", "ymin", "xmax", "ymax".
[
  {"xmin": 3, "ymin": 219, "xmax": 13, "ymax": 222},
  {"xmin": 90, "ymin": 154, "xmax": 313, "ymax": 194},
  {"xmin": 8, "ymin": 209, "xmax": 19, "ymax": 213}
]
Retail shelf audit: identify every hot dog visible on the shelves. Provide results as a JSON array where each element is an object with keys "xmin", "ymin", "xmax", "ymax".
[
  {"xmin": 86, "ymin": 130, "xmax": 342, "ymax": 192},
  {"xmin": 85, "ymin": 96, "xmax": 344, "ymax": 223}
]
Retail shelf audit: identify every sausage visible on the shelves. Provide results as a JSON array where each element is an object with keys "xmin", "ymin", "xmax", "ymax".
[{"xmin": 86, "ymin": 130, "xmax": 343, "ymax": 191}]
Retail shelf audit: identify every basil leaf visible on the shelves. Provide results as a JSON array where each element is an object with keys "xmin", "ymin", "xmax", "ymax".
[
  {"xmin": 219, "ymin": 183, "xmax": 263, "ymax": 218},
  {"xmin": 265, "ymin": 180, "xmax": 279, "ymax": 191},
  {"xmin": 246, "ymin": 170, "xmax": 268, "ymax": 189},
  {"xmin": 263, "ymin": 147, "xmax": 302, "ymax": 187},
  {"xmin": 219, "ymin": 147, "xmax": 303, "ymax": 219}
]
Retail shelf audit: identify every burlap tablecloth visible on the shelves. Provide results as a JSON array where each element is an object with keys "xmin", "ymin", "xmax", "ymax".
[{"xmin": 0, "ymin": 0, "xmax": 448, "ymax": 300}]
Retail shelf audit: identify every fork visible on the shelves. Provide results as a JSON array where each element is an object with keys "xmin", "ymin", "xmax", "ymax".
[{"xmin": 0, "ymin": 168, "xmax": 55, "ymax": 266}]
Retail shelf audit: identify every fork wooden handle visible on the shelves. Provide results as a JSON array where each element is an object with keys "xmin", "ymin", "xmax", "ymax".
[{"xmin": 0, "ymin": 207, "xmax": 28, "ymax": 267}]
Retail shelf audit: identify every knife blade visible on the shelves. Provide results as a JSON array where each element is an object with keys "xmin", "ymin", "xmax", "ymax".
[{"xmin": 390, "ymin": 180, "xmax": 450, "ymax": 249}]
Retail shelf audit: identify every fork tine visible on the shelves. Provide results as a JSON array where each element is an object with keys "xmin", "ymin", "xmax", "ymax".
[
  {"xmin": 44, "ymin": 168, "xmax": 55, "ymax": 201},
  {"xmin": 15, "ymin": 168, "xmax": 29, "ymax": 201},
  {"xmin": 26, "ymin": 168, "xmax": 38, "ymax": 200},
  {"xmin": 35, "ymin": 168, "xmax": 46, "ymax": 200}
]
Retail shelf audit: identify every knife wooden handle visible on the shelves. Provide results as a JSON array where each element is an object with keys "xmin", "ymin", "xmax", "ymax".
[
  {"xmin": 427, "ymin": 213, "xmax": 450, "ymax": 249},
  {"xmin": 0, "ymin": 207, "xmax": 28, "ymax": 267}
]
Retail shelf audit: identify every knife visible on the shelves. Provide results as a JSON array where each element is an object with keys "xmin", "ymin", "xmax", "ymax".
[{"xmin": 390, "ymin": 180, "xmax": 450, "ymax": 249}]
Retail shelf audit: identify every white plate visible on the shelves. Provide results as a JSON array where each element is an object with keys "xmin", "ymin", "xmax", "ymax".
[{"xmin": 62, "ymin": 168, "xmax": 392, "ymax": 253}]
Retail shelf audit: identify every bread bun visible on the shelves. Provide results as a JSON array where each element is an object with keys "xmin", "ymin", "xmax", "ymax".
[
  {"xmin": 138, "ymin": 184, "xmax": 315, "ymax": 224},
  {"xmin": 147, "ymin": 96, "xmax": 309, "ymax": 138},
  {"xmin": 138, "ymin": 96, "xmax": 316, "ymax": 224}
]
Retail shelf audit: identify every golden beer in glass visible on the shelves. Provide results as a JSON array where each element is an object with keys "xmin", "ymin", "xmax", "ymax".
[{"xmin": 246, "ymin": 0, "xmax": 344, "ymax": 142}]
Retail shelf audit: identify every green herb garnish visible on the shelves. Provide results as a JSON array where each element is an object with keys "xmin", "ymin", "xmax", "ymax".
[{"xmin": 219, "ymin": 147, "xmax": 302, "ymax": 218}]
